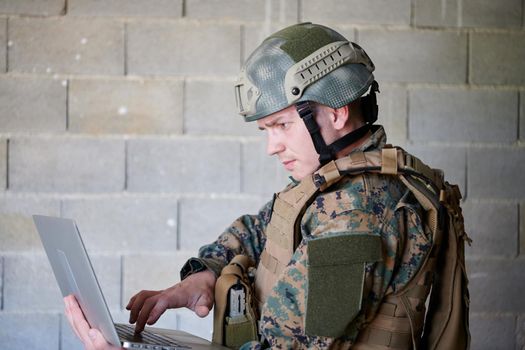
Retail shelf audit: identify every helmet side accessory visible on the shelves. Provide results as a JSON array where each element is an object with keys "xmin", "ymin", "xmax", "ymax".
[{"xmin": 296, "ymin": 80, "xmax": 379, "ymax": 166}]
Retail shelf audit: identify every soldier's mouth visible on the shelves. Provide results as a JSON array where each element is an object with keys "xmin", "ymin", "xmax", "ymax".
[{"xmin": 282, "ymin": 160, "xmax": 296, "ymax": 170}]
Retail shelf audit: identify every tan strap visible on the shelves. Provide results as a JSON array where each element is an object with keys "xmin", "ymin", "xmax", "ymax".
[
  {"xmin": 260, "ymin": 250, "xmax": 283, "ymax": 275},
  {"xmin": 405, "ymin": 153, "xmax": 444, "ymax": 191},
  {"xmin": 317, "ymin": 160, "xmax": 341, "ymax": 191},
  {"xmin": 357, "ymin": 327, "xmax": 412, "ymax": 349},
  {"xmin": 381, "ymin": 148, "xmax": 399, "ymax": 174},
  {"xmin": 220, "ymin": 264, "xmax": 244, "ymax": 279}
]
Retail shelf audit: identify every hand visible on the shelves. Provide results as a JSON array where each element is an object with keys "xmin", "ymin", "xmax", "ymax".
[
  {"xmin": 127, "ymin": 270, "xmax": 216, "ymax": 333},
  {"xmin": 64, "ymin": 295, "xmax": 122, "ymax": 350}
]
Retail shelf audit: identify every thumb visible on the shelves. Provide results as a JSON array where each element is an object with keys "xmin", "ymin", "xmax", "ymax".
[
  {"xmin": 193, "ymin": 292, "xmax": 213, "ymax": 317},
  {"xmin": 194, "ymin": 305, "xmax": 210, "ymax": 317}
]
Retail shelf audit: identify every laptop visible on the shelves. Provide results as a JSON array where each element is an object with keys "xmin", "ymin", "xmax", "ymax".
[{"xmin": 33, "ymin": 215, "xmax": 228, "ymax": 350}]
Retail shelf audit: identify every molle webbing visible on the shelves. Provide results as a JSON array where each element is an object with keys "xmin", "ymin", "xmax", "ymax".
[{"xmin": 254, "ymin": 172, "xmax": 321, "ymax": 311}]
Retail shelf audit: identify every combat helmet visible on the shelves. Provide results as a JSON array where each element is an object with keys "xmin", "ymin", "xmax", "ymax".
[{"xmin": 234, "ymin": 22, "xmax": 379, "ymax": 165}]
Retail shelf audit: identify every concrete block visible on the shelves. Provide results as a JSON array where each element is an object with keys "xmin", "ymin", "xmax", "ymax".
[
  {"xmin": 358, "ymin": 29, "xmax": 467, "ymax": 83},
  {"xmin": 462, "ymin": 0, "xmax": 522, "ymax": 28},
  {"xmin": 68, "ymin": 0, "xmax": 182, "ymax": 17},
  {"xmin": 414, "ymin": 0, "xmax": 522, "ymax": 28},
  {"xmin": 467, "ymin": 258, "xmax": 525, "ymax": 312},
  {"xmin": 0, "ymin": 312, "xmax": 60, "ymax": 350},
  {"xmin": 0, "ymin": 139, "xmax": 5, "ymax": 191},
  {"xmin": 127, "ymin": 139, "xmax": 241, "ymax": 193},
  {"xmin": 184, "ymin": 80, "xmax": 257, "ymax": 136},
  {"xmin": 414, "ymin": 0, "xmax": 458, "ymax": 27},
  {"xmin": 469, "ymin": 313, "xmax": 516, "ymax": 350},
  {"xmin": 0, "ymin": 19, "xmax": 5, "ymax": 72},
  {"xmin": 376, "ymin": 84, "xmax": 407, "ymax": 146},
  {"xmin": 519, "ymin": 203, "xmax": 525, "ymax": 256},
  {"xmin": 9, "ymin": 137, "xmax": 125, "ymax": 192},
  {"xmin": 269, "ymin": 0, "xmax": 299, "ymax": 23},
  {"xmin": 0, "ymin": 197, "xmax": 60, "ymax": 252},
  {"xmin": 0, "ymin": 257, "xmax": 3, "ymax": 309},
  {"xmin": 3, "ymin": 254, "xmax": 120, "ymax": 311},
  {"xmin": 122, "ymin": 253, "xmax": 191, "ymax": 308},
  {"xmin": 302, "ymin": 0, "xmax": 410, "ymax": 25},
  {"xmin": 186, "ymin": 0, "xmax": 265, "ymax": 21},
  {"xmin": 404, "ymin": 145, "xmax": 466, "ymax": 192},
  {"xmin": 69, "ymin": 79, "xmax": 183, "ymax": 135},
  {"xmin": 62, "ymin": 197, "xmax": 178, "ymax": 253},
  {"xmin": 0, "ymin": 77, "xmax": 66, "ymax": 133},
  {"xmin": 518, "ymin": 315, "xmax": 525, "ymax": 350},
  {"xmin": 128, "ymin": 22, "xmax": 240, "ymax": 76},
  {"xmin": 408, "ymin": 87, "xmax": 518, "ymax": 143},
  {"xmin": 241, "ymin": 139, "xmax": 290, "ymax": 195},
  {"xmin": 179, "ymin": 197, "xmax": 266, "ymax": 251},
  {"xmin": 0, "ymin": 0, "xmax": 65, "ymax": 15},
  {"xmin": 3, "ymin": 254, "xmax": 64, "ymax": 310},
  {"xmin": 519, "ymin": 91, "xmax": 525, "ymax": 141},
  {"xmin": 462, "ymin": 202, "xmax": 518, "ymax": 257},
  {"xmin": 60, "ymin": 315, "xmax": 84, "ymax": 350},
  {"xmin": 9, "ymin": 18, "xmax": 124, "ymax": 75},
  {"xmin": 468, "ymin": 147, "xmax": 525, "ymax": 199},
  {"xmin": 176, "ymin": 308, "xmax": 213, "ymax": 341},
  {"xmin": 471, "ymin": 32, "xmax": 525, "ymax": 85}
]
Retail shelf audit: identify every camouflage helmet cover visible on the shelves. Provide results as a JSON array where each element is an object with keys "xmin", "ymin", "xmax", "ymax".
[{"xmin": 235, "ymin": 22, "xmax": 376, "ymax": 122}]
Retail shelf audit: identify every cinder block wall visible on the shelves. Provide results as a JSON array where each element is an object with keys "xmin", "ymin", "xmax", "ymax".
[{"xmin": 0, "ymin": 1, "xmax": 523, "ymax": 349}]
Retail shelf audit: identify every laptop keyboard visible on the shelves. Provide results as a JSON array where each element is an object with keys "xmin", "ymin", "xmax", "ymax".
[{"xmin": 115, "ymin": 323, "xmax": 191, "ymax": 350}]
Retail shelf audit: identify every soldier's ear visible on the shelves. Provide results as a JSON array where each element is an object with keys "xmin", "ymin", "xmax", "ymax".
[{"xmin": 331, "ymin": 105, "xmax": 349, "ymax": 130}]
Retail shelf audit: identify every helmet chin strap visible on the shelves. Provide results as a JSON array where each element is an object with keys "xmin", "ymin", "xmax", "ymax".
[{"xmin": 295, "ymin": 81, "xmax": 380, "ymax": 166}]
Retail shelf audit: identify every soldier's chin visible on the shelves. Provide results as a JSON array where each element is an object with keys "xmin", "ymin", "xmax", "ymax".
[{"xmin": 291, "ymin": 170, "xmax": 307, "ymax": 181}]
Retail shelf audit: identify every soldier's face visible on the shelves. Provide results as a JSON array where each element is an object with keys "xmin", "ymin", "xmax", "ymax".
[{"xmin": 256, "ymin": 105, "xmax": 321, "ymax": 180}]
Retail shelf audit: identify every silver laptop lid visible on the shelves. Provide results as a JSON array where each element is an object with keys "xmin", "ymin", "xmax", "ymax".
[{"xmin": 33, "ymin": 215, "xmax": 121, "ymax": 346}]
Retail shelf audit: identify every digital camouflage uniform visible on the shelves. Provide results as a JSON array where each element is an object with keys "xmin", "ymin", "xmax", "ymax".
[{"xmin": 196, "ymin": 126, "xmax": 430, "ymax": 349}]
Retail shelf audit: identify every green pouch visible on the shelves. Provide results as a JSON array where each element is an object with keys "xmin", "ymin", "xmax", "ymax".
[
  {"xmin": 305, "ymin": 234, "xmax": 382, "ymax": 338},
  {"xmin": 224, "ymin": 315, "xmax": 258, "ymax": 349}
]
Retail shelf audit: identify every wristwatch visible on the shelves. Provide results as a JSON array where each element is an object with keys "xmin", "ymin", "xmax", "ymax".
[{"xmin": 180, "ymin": 258, "xmax": 207, "ymax": 280}]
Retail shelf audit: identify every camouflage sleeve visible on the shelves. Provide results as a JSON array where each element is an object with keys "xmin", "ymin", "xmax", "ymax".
[
  {"xmin": 239, "ymin": 341, "xmax": 266, "ymax": 350},
  {"xmin": 195, "ymin": 198, "xmax": 274, "ymax": 277}
]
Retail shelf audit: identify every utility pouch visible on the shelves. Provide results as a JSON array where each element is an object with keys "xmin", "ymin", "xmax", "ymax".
[
  {"xmin": 213, "ymin": 255, "xmax": 258, "ymax": 349},
  {"xmin": 305, "ymin": 234, "xmax": 382, "ymax": 338},
  {"xmin": 224, "ymin": 314, "xmax": 258, "ymax": 349}
]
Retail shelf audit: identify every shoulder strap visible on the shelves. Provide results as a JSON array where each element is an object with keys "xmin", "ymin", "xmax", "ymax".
[{"xmin": 420, "ymin": 184, "xmax": 471, "ymax": 350}]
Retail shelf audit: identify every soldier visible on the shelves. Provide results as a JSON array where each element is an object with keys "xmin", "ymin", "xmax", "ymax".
[{"xmin": 65, "ymin": 22, "xmax": 469, "ymax": 350}]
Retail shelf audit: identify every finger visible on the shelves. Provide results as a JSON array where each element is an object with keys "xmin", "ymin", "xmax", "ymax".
[
  {"xmin": 125, "ymin": 294, "xmax": 136, "ymax": 310},
  {"xmin": 134, "ymin": 297, "xmax": 160, "ymax": 333},
  {"xmin": 88, "ymin": 328, "xmax": 119, "ymax": 350},
  {"xmin": 64, "ymin": 296, "xmax": 82, "ymax": 339},
  {"xmin": 69, "ymin": 296, "xmax": 94, "ymax": 344},
  {"xmin": 129, "ymin": 291, "xmax": 159, "ymax": 324},
  {"xmin": 145, "ymin": 297, "xmax": 169, "ymax": 325}
]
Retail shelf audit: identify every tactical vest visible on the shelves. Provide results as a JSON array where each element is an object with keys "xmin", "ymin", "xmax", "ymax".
[{"xmin": 254, "ymin": 147, "xmax": 471, "ymax": 350}]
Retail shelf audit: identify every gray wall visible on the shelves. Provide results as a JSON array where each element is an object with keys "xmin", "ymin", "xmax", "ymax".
[{"xmin": 0, "ymin": 1, "xmax": 523, "ymax": 349}]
